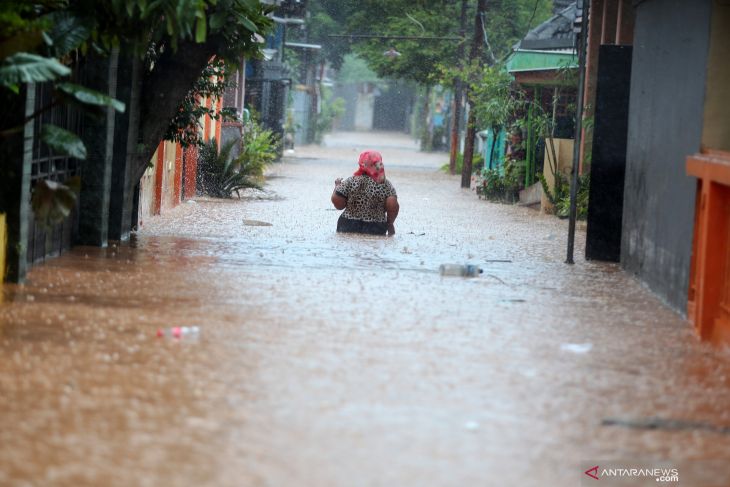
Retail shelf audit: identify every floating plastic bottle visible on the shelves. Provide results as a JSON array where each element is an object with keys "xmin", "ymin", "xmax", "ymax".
[
  {"xmin": 439, "ymin": 263, "xmax": 483, "ymax": 277},
  {"xmin": 156, "ymin": 326, "xmax": 200, "ymax": 338}
]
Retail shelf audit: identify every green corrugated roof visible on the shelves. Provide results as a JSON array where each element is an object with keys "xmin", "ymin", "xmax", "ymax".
[{"xmin": 506, "ymin": 50, "xmax": 578, "ymax": 73}]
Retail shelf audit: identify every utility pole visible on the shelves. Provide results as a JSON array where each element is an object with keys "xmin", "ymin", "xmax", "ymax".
[
  {"xmin": 461, "ymin": 0, "xmax": 488, "ymax": 188},
  {"xmin": 566, "ymin": 0, "xmax": 590, "ymax": 264},
  {"xmin": 449, "ymin": 0, "xmax": 468, "ymax": 175}
]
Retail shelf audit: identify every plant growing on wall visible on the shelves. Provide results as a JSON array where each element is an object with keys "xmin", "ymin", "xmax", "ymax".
[{"xmin": 164, "ymin": 58, "xmax": 238, "ymax": 148}]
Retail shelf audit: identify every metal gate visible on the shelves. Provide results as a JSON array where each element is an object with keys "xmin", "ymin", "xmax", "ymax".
[{"xmin": 26, "ymin": 82, "xmax": 82, "ymax": 265}]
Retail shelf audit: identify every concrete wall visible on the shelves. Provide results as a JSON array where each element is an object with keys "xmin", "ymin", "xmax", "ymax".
[
  {"xmin": 702, "ymin": 1, "xmax": 730, "ymax": 152},
  {"xmin": 137, "ymin": 148, "xmax": 157, "ymax": 229},
  {"xmin": 621, "ymin": 0, "xmax": 713, "ymax": 311},
  {"xmin": 161, "ymin": 140, "xmax": 178, "ymax": 211},
  {"xmin": 541, "ymin": 138, "xmax": 574, "ymax": 213}
]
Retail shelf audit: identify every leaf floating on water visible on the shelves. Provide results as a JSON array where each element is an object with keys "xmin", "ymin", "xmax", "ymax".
[{"xmin": 242, "ymin": 219, "xmax": 272, "ymax": 226}]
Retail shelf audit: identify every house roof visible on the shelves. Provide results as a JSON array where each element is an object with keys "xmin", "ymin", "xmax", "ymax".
[
  {"xmin": 519, "ymin": 2, "xmax": 578, "ymax": 51},
  {"xmin": 506, "ymin": 49, "xmax": 578, "ymax": 75}
]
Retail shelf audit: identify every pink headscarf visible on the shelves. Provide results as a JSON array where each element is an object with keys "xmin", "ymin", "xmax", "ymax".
[{"xmin": 354, "ymin": 150, "xmax": 385, "ymax": 183}]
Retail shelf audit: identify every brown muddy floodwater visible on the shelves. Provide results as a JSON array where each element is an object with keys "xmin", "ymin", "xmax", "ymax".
[{"xmin": 2, "ymin": 131, "xmax": 730, "ymax": 486}]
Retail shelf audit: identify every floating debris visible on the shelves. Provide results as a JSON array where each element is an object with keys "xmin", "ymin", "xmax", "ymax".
[
  {"xmin": 243, "ymin": 219, "xmax": 273, "ymax": 226},
  {"xmin": 560, "ymin": 343, "xmax": 593, "ymax": 354}
]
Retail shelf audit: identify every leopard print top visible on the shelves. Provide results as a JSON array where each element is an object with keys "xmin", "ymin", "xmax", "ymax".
[{"xmin": 335, "ymin": 176, "xmax": 397, "ymax": 223}]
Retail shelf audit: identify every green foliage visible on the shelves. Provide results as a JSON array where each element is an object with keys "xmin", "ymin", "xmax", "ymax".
[
  {"xmin": 197, "ymin": 118, "xmax": 278, "ymax": 198},
  {"xmin": 470, "ymin": 64, "xmax": 522, "ymax": 132},
  {"xmin": 440, "ymin": 152, "xmax": 483, "ymax": 175},
  {"xmin": 197, "ymin": 138, "xmax": 259, "ymax": 198},
  {"xmin": 351, "ymin": 5, "xmax": 463, "ymax": 86},
  {"xmin": 313, "ymin": 88, "xmax": 345, "ymax": 144},
  {"xmin": 476, "ymin": 167, "xmax": 521, "ymax": 203},
  {"xmin": 165, "ymin": 58, "xmax": 236, "ymax": 147},
  {"xmin": 0, "ymin": 52, "xmax": 70, "ymax": 88},
  {"xmin": 539, "ymin": 171, "xmax": 590, "ymax": 219},
  {"xmin": 45, "ymin": 10, "xmax": 91, "ymax": 57},
  {"xmin": 239, "ymin": 116, "xmax": 279, "ymax": 174},
  {"xmin": 299, "ymin": 0, "xmax": 553, "ymax": 78},
  {"xmin": 539, "ymin": 171, "xmax": 566, "ymax": 206},
  {"xmin": 56, "ymin": 81, "xmax": 126, "ymax": 113},
  {"xmin": 39, "ymin": 124, "xmax": 87, "ymax": 159},
  {"xmin": 0, "ymin": 0, "xmax": 274, "ymax": 227},
  {"xmin": 482, "ymin": 0, "xmax": 553, "ymax": 60},
  {"xmin": 555, "ymin": 173, "xmax": 590, "ymax": 220}
]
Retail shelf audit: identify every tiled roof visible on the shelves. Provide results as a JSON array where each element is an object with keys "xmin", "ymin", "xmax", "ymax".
[{"xmin": 519, "ymin": 2, "xmax": 578, "ymax": 50}]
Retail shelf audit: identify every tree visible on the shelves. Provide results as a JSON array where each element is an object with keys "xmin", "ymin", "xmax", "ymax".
[
  {"xmin": 348, "ymin": 4, "xmax": 463, "ymax": 86},
  {"xmin": 0, "ymin": 0, "xmax": 275, "ymax": 185}
]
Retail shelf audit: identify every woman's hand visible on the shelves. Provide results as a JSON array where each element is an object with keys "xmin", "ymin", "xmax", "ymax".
[{"xmin": 385, "ymin": 196, "xmax": 399, "ymax": 237}]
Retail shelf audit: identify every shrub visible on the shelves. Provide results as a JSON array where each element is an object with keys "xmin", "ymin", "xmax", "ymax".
[
  {"xmin": 196, "ymin": 119, "xmax": 278, "ymax": 198},
  {"xmin": 476, "ymin": 167, "xmax": 521, "ymax": 203},
  {"xmin": 540, "ymin": 171, "xmax": 590, "ymax": 219},
  {"xmin": 555, "ymin": 173, "xmax": 590, "ymax": 219},
  {"xmin": 440, "ymin": 152, "xmax": 484, "ymax": 174}
]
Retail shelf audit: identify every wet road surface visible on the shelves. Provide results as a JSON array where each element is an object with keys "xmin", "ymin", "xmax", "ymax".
[{"xmin": 2, "ymin": 131, "xmax": 730, "ymax": 486}]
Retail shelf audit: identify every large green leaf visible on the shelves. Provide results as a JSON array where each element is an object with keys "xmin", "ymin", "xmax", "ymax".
[
  {"xmin": 195, "ymin": 11, "xmax": 207, "ymax": 43},
  {"xmin": 209, "ymin": 11, "xmax": 226, "ymax": 30},
  {"xmin": 56, "ymin": 82, "xmax": 126, "ymax": 112},
  {"xmin": 235, "ymin": 12, "xmax": 257, "ymax": 33},
  {"xmin": 39, "ymin": 124, "xmax": 87, "ymax": 159},
  {"xmin": 47, "ymin": 12, "xmax": 92, "ymax": 57},
  {"xmin": 0, "ymin": 52, "xmax": 70, "ymax": 87}
]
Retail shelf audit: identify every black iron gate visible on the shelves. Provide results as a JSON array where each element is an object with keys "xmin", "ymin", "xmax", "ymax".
[{"xmin": 26, "ymin": 82, "xmax": 82, "ymax": 265}]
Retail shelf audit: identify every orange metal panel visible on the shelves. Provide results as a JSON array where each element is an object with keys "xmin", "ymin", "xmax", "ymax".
[{"xmin": 686, "ymin": 150, "xmax": 730, "ymax": 345}]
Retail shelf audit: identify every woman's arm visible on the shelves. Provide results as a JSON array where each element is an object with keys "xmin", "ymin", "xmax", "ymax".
[
  {"xmin": 385, "ymin": 196, "xmax": 399, "ymax": 235},
  {"xmin": 331, "ymin": 178, "xmax": 347, "ymax": 210}
]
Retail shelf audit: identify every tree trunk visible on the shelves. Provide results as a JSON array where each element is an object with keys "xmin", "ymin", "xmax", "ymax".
[
  {"xmin": 461, "ymin": 109, "xmax": 476, "ymax": 188},
  {"xmin": 461, "ymin": 0, "xmax": 488, "ymax": 188},
  {"xmin": 132, "ymin": 36, "xmax": 228, "ymax": 183},
  {"xmin": 449, "ymin": 0, "xmax": 469, "ymax": 175}
]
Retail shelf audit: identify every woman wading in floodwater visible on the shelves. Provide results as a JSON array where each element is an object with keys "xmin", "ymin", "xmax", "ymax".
[{"xmin": 331, "ymin": 150, "xmax": 399, "ymax": 236}]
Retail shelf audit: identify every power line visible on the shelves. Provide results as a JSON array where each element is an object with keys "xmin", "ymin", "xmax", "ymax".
[{"xmin": 327, "ymin": 34, "xmax": 463, "ymax": 41}]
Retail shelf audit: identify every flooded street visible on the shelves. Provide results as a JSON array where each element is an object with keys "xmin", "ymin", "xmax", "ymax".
[{"xmin": 2, "ymin": 131, "xmax": 730, "ymax": 486}]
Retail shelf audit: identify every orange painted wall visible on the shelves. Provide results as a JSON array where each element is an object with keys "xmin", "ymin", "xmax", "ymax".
[
  {"xmin": 686, "ymin": 150, "xmax": 730, "ymax": 346},
  {"xmin": 183, "ymin": 145, "xmax": 198, "ymax": 199},
  {"xmin": 153, "ymin": 142, "xmax": 164, "ymax": 215},
  {"xmin": 173, "ymin": 143, "xmax": 183, "ymax": 204},
  {"xmin": 203, "ymin": 97, "xmax": 212, "ymax": 142},
  {"xmin": 215, "ymin": 98, "xmax": 222, "ymax": 145}
]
